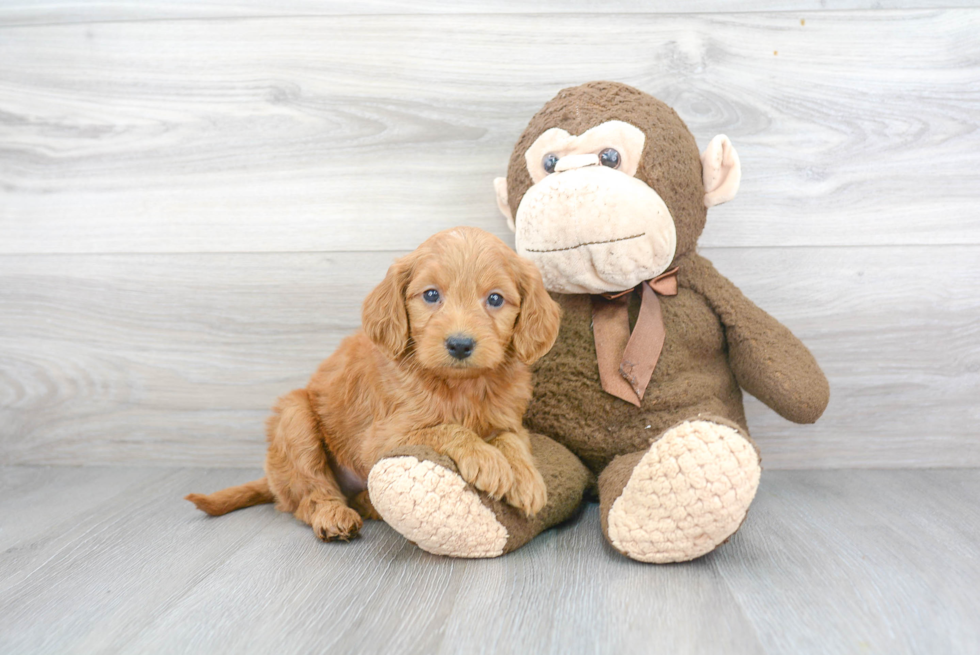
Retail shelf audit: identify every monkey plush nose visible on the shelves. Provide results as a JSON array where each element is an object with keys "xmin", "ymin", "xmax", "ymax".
[{"xmin": 445, "ymin": 335, "xmax": 476, "ymax": 360}]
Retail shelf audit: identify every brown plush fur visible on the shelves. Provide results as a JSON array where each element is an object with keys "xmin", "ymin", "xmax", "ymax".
[
  {"xmin": 506, "ymin": 81, "xmax": 708, "ymax": 268},
  {"xmin": 508, "ymin": 82, "xmax": 830, "ymax": 477},
  {"xmin": 527, "ymin": 253, "xmax": 829, "ymax": 474},
  {"xmin": 187, "ymin": 227, "xmax": 561, "ymax": 541}
]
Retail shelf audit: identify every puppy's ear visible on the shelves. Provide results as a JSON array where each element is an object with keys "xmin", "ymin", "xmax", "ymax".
[
  {"xmin": 512, "ymin": 256, "xmax": 561, "ymax": 365},
  {"xmin": 362, "ymin": 255, "xmax": 413, "ymax": 359}
]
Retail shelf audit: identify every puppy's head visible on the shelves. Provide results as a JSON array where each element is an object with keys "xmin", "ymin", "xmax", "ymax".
[{"xmin": 362, "ymin": 227, "xmax": 561, "ymax": 376}]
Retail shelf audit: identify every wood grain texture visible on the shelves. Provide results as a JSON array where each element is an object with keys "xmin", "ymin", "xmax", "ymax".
[
  {"xmin": 717, "ymin": 469, "xmax": 980, "ymax": 654},
  {"xmin": 1, "ymin": 245, "xmax": 977, "ymax": 469},
  {"xmin": 2, "ymin": 1, "xmax": 976, "ymax": 27},
  {"xmin": 0, "ymin": 251, "xmax": 380, "ymax": 467},
  {"xmin": 2, "ymin": 11, "xmax": 979, "ymax": 253},
  {"xmin": 0, "ymin": 466, "xmax": 977, "ymax": 654},
  {"xmin": 0, "ymin": 468, "xmax": 283, "ymax": 653},
  {"xmin": 0, "ymin": 466, "xmax": 152, "ymax": 553}
]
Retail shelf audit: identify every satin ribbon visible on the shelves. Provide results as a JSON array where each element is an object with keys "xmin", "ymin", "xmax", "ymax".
[{"xmin": 590, "ymin": 268, "xmax": 678, "ymax": 407}]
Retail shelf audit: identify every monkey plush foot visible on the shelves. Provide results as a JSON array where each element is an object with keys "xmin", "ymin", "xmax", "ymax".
[
  {"xmin": 599, "ymin": 418, "xmax": 761, "ymax": 563},
  {"xmin": 368, "ymin": 448, "xmax": 509, "ymax": 558},
  {"xmin": 368, "ymin": 435, "xmax": 591, "ymax": 558}
]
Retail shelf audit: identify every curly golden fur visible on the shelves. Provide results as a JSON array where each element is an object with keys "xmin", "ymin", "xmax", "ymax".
[{"xmin": 187, "ymin": 227, "xmax": 561, "ymax": 542}]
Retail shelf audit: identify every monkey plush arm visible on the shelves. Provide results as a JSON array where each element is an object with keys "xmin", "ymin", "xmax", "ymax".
[{"xmin": 681, "ymin": 254, "xmax": 829, "ymax": 424}]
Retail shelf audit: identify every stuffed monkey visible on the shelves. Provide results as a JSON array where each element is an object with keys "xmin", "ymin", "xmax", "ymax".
[{"xmin": 369, "ymin": 82, "xmax": 829, "ymax": 562}]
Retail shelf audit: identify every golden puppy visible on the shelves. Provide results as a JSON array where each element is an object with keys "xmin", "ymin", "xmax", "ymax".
[{"xmin": 186, "ymin": 227, "xmax": 561, "ymax": 541}]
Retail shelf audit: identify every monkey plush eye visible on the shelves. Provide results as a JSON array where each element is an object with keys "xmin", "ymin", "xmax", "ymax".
[
  {"xmin": 423, "ymin": 289, "xmax": 440, "ymax": 304},
  {"xmin": 542, "ymin": 153, "xmax": 559, "ymax": 174},
  {"xmin": 487, "ymin": 293, "xmax": 504, "ymax": 308},
  {"xmin": 599, "ymin": 148, "xmax": 621, "ymax": 169}
]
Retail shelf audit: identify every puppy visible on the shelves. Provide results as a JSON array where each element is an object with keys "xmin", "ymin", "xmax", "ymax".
[{"xmin": 186, "ymin": 227, "xmax": 561, "ymax": 542}]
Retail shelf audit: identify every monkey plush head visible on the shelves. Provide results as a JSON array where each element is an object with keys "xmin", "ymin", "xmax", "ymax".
[{"xmin": 494, "ymin": 81, "xmax": 740, "ymax": 294}]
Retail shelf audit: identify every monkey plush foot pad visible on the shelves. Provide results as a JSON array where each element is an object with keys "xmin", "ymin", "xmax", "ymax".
[
  {"xmin": 605, "ymin": 420, "xmax": 760, "ymax": 563},
  {"xmin": 368, "ymin": 456, "xmax": 508, "ymax": 558}
]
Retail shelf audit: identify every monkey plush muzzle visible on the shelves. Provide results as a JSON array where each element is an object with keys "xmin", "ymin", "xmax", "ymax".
[{"xmin": 514, "ymin": 165, "xmax": 677, "ymax": 294}]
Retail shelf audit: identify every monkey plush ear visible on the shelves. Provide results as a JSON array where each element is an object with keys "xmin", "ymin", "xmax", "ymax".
[
  {"xmin": 362, "ymin": 257, "xmax": 412, "ymax": 360},
  {"xmin": 701, "ymin": 135, "xmax": 741, "ymax": 208},
  {"xmin": 493, "ymin": 177, "xmax": 516, "ymax": 232}
]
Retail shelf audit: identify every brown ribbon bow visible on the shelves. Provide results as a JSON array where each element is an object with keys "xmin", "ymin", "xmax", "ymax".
[{"xmin": 590, "ymin": 268, "xmax": 678, "ymax": 407}]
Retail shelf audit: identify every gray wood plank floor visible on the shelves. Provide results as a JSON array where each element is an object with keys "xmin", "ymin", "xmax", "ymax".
[{"xmin": 0, "ymin": 466, "xmax": 977, "ymax": 654}]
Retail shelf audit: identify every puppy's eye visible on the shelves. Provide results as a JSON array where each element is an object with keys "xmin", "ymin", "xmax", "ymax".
[
  {"xmin": 422, "ymin": 289, "xmax": 440, "ymax": 304},
  {"xmin": 542, "ymin": 153, "xmax": 559, "ymax": 174},
  {"xmin": 487, "ymin": 293, "xmax": 504, "ymax": 308},
  {"xmin": 599, "ymin": 148, "xmax": 620, "ymax": 169}
]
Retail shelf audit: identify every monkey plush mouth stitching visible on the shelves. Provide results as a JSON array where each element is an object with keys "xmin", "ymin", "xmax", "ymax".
[{"xmin": 524, "ymin": 232, "xmax": 646, "ymax": 254}]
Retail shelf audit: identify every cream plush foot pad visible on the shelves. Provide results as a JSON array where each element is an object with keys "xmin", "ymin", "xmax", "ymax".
[
  {"xmin": 606, "ymin": 420, "xmax": 761, "ymax": 563},
  {"xmin": 367, "ymin": 456, "xmax": 508, "ymax": 558}
]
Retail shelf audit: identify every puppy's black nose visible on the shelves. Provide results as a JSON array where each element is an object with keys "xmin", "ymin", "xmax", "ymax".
[{"xmin": 445, "ymin": 335, "xmax": 475, "ymax": 360}]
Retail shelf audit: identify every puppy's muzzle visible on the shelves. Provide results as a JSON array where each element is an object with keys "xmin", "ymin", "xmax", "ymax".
[{"xmin": 445, "ymin": 335, "xmax": 476, "ymax": 360}]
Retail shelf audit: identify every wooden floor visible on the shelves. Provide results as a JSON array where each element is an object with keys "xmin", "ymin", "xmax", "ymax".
[{"xmin": 0, "ymin": 466, "xmax": 976, "ymax": 654}]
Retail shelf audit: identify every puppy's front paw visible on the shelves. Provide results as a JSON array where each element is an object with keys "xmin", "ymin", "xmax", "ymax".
[
  {"xmin": 451, "ymin": 443, "xmax": 514, "ymax": 500},
  {"xmin": 311, "ymin": 503, "xmax": 363, "ymax": 542},
  {"xmin": 505, "ymin": 462, "xmax": 547, "ymax": 517}
]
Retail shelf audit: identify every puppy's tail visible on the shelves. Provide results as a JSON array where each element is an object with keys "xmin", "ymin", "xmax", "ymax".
[{"xmin": 185, "ymin": 477, "xmax": 274, "ymax": 516}]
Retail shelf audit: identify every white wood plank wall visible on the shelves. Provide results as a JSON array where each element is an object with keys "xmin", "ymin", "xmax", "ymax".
[{"xmin": 1, "ymin": 2, "xmax": 977, "ymax": 468}]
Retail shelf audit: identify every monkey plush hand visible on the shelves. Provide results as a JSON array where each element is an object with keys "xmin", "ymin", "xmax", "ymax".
[{"xmin": 369, "ymin": 82, "xmax": 828, "ymax": 562}]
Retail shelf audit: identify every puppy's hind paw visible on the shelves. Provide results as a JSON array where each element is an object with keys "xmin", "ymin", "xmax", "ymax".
[
  {"xmin": 350, "ymin": 490, "xmax": 382, "ymax": 521},
  {"xmin": 311, "ymin": 503, "xmax": 363, "ymax": 542}
]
